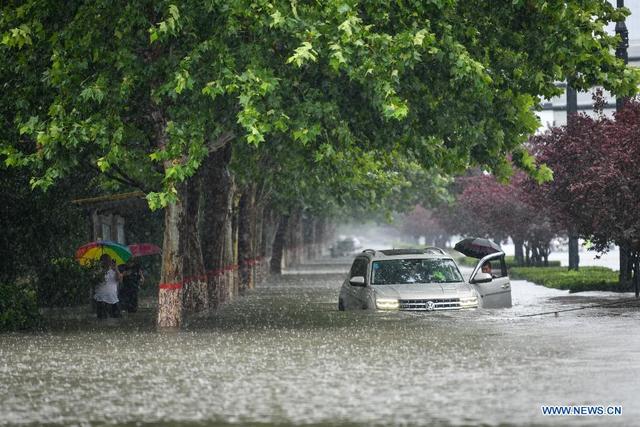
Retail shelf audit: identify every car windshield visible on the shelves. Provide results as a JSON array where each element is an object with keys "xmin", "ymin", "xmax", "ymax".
[{"xmin": 371, "ymin": 258, "xmax": 463, "ymax": 285}]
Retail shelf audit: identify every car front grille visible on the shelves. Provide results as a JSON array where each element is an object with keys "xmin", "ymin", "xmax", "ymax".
[{"xmin": 398, "ymin": 298, "xmax": 461, "ymax": 311}]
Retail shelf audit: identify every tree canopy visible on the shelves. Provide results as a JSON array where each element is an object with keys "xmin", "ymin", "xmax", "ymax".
[{"xmin": 3, "ymin": 0, "xmax": 639, "ymax": 211}]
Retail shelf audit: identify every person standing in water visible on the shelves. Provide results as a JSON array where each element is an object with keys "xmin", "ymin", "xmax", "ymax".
[
  {"xmin": 119, "ymin": 259, "xmax": 144, "ymax": 313},
  {"xmin": 94, "ymin": 254, "xmax": 122, "ymax": 319}
]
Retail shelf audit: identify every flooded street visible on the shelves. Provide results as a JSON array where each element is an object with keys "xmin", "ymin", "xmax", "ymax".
[
  {"xmin": 4, "ymin": 2, "xmax": 640, "ymax": 425},
  {"xmin": 1, "ymin": 259, "xmax": 640, "ymax": 426}
]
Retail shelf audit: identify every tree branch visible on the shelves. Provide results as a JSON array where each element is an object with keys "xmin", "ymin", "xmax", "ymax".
[
  {"xmin": 110, "ymin": 163, "xmax": 154, "ymax": 193},
  {"xmin": 207, "ymin": 131, "xmax": 235, "ymax": 153},
  {"xmin": 83, "ymin": 161, "xmax": 151, "ymax": 193}
]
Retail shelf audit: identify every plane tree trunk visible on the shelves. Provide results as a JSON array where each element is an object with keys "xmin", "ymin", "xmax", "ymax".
[
  {"xmin": 152, "ymin": 109, "xmax": 188, "ymax": 328},
  {"xmin": 152, "ymin": 107, "xmax": 235, "ymax": 328},
  {"xmin": 260, "ymin": 205, "xmax": 278, "ymax": 280},
  {"xmin": 156, "ymin": 167, "xmax": 210, "ymax": 327},
  {"xmin": 252, "ymin": 192, "xmax": 266, "ymax": 286},
  {"xmin": 230, "ymin": 194, "xmax": 241, "ymax": 298},
  {"xmin": 182, "ymin": 176, "xmax": 208, "ymax": 314},
  {"xmin": 157, "ymin": 180, "xmax": 187, "ymax": 329},
  {"xmin": 270, "ymin": 214, "xmax": 289, "ymax": 274},
  {"xmin": 285, "ymin": 209, "xmax": 304, "ymax": 268},
  {"xmin": 315, "ymin": 217, "xmax": 328, "ymax": 256},
  {"xmin": 200, "ymin": 144, "xmax": 235, "ymax": 308},
  {"xmin": 238, "ymin": 184, "xmax": 258, "ymax": 293},
  {"xmin": 303, "ymin": 216, "xmax": 317, "ymax": 260}
]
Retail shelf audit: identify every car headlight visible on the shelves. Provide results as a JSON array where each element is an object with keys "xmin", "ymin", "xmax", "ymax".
[
  {"xmin": 459, "ymin": 295, "xmax": 478, "ymax": 308},
  {"xmin": 376, "ymin": 298, "xmax": 399, "ymax": 310}
]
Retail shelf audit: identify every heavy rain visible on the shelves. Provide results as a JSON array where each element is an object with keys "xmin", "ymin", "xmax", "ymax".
[
  {"xmin": 2, "ymin": 243, "xmax": 640, "ymax": 425},
  {"xmin": 2, "ymin": 1, "xmax": 640, "ymax": 426}
]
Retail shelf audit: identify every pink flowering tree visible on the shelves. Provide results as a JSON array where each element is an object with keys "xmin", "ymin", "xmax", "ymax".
[
  {"xmin": 400, "ymin": 205, "xmax": 449, "ymax": 247},
  {"xmin": 442, "ymin": 173, "xmax": 560, "ymax": 266}
]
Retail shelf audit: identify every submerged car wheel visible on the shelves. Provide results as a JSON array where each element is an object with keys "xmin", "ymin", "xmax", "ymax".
[{"xmin": 338, "ymin": 298, "xmax": 345, "ymax": 311}]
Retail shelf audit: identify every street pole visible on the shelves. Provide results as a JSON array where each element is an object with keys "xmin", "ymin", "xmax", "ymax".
[
  {"xmin": 614, "ymin": 1, "xmax": 636, "ymax": 297},
  {"xmin": 616, "ymin": 0, "xmax": 629, "ymax": 110},
  {"xmin": 566, "ymin": 85, "xmax": 580, "ymax": 271},
  {"xmin": 615, "ymin": 0, "xmax": 629, "ymax": 110}
]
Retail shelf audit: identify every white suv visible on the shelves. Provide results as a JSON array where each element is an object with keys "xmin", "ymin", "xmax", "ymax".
[{"xmin": 338, "ymin": 247, "xmax": 512, "ymax": 311}]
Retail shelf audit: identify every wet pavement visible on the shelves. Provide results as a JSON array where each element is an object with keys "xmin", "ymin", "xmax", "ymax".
[{"xmin": 1, "ymin": 259, "xmax": 639, "ymax": 426}]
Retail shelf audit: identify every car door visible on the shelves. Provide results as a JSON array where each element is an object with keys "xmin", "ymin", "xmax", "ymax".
[
  {"xmin": 469, "ymin": 252, "xmax": 512, "ymax": 308},
  {"xmin": 346, "ymin": 257, "xmax": 369, "ymax": 309}
]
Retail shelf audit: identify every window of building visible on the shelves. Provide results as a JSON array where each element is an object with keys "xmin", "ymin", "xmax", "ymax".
[
  {"xmin": 116, "ymin": 222, "xmax": 125, "ymax": 244},
  {"xmin": 101, "ymin": 223, "xmax": 111, "ymax": 241}
]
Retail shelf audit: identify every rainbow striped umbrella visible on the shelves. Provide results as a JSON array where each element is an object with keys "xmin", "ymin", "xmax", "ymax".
[{"xmin": 75, "ymin": 240, "xmax": 132, "ymax": 266}]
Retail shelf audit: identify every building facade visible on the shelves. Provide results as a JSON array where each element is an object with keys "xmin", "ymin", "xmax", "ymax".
[{"xmin": 536, "ymin": 1, "xmax": 640, "ymax": 129}]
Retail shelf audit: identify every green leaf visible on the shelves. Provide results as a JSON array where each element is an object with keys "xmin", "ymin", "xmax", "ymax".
[
  {"xmin": 270, "ymin": 10, "xmax": 284, "ymax": 28},
  {"xmin": 286, "ymin": 42, "xmax": 317, "ymax": 67}
]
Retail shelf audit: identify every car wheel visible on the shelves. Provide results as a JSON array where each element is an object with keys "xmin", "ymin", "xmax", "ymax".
[{"xmin": 338, "ymin": 298, "xmax": 345, "ymax": 311}]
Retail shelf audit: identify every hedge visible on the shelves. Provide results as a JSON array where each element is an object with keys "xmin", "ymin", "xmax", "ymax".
[
  {"xmin": 509, "ymin": 266, "xmax": 620, "ymax": 293},
  {"xmin": 0, "ymin": 281, "xmax": 40, "ymax": 331},
  {"xmin": 36, "ymin": 257, "xmax": 102, "ymax": 308}
]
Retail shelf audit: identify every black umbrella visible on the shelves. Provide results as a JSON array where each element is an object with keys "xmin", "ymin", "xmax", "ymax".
[{"xmin": 454, "ymin": 238, "xmax": 502, "ymax": 259}]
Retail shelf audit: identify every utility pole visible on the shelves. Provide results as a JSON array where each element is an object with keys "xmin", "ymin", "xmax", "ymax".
[
  {"xmin": 615, "ymin": 1, "xmax": 629, "ymax": 111},
  {"xmin": 614, "ymin": 1, "xmax": 636, "ymax": 298},
  {"xmin": 566, "ymin": 84, "xmax": 580, "ymax": 271}
]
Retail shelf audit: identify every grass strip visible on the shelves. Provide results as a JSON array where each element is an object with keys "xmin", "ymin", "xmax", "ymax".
[{"xmin": 510, "ymin": 266, "xmax": 620, "ymax": 293}]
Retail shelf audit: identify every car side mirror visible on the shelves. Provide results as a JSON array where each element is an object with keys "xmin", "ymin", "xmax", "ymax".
[
  {"xmin": 472, "ymin": 272, "xmax": 492, "ymax": 284},
  {"xmin": 349, "ymin": 276, "xmax": 366, "ymax": 287}
]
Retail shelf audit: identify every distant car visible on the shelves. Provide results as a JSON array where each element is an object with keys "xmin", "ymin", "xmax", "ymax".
[
  {"xmin": 338, "ymin": 247, "xmax": 512, "ymax": 311},
  {"xmin": 330, "ymin": 236, "xmax": 362, "ymax": 258}
]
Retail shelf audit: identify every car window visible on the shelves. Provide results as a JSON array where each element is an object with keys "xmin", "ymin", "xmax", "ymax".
[
  {"xmin": 350, "ymin": 258, "xmax": 368, "ymax": 278},
  {"xmin": 482, "ymin": 257, "xmax": 508, "ymax": 278},
  {"xmin": 371, "ymin": 258, "xmax": 463, "ymax": 285},
  {"xmin": 497, "ymin": 257, "xmax": 508, "ymax": 277}
]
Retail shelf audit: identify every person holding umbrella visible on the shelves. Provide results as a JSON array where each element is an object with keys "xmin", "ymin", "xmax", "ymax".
[
  {"xmin": 119, "ymin": 259, "xmax": 144, "ymax": 313},
  {"xmin": 118, "ymin": 242, "xmax": 160, "ymax": 312},
  {"xmin": 481, "ymin": 261, "xmax": 496, "ymax": 278},
  {"xmin": 94, "ymin": 254, "xmax": 122, "ymax": 319}
]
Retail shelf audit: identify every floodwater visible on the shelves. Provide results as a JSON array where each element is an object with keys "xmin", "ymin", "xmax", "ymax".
[{"xmin": 1, "ymin": 259, "xmax": 640, "ymax": 426}]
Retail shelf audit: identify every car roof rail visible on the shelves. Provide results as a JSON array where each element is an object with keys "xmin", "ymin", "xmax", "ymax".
[
  {"xmin": 424, "ymin": 247, "xmax": 448, "ymax": 256},
  {"xmin": 362, "ymin": 248, "xmax": 377, "ymax": 255}
]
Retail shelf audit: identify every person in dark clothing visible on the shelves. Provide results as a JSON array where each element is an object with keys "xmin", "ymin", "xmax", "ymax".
[{"xmin": 119, "ymin": 259, "xmax": 144, "ymax": 313}]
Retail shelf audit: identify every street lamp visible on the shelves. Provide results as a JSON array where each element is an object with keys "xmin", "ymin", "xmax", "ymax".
[
  {"xmin": 615, "ymin": 0, "xmax": 629, "ymax": 111},
  {"xmin": 566, "ymin": 85, "xmax": 579, "ymax": 272},
  {"xmin": 614, "ymin": 1, "xmax": 637, "ymax": 298}
]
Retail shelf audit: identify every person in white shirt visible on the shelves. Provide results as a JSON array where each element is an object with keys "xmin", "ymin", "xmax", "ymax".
[
  {"xmin": 481, "ymin": 261, "xmax": 497, "ymax": 278},
  {"xmin": 95, "ymin": 254, "xmax": 122, "ymax": 319}
]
